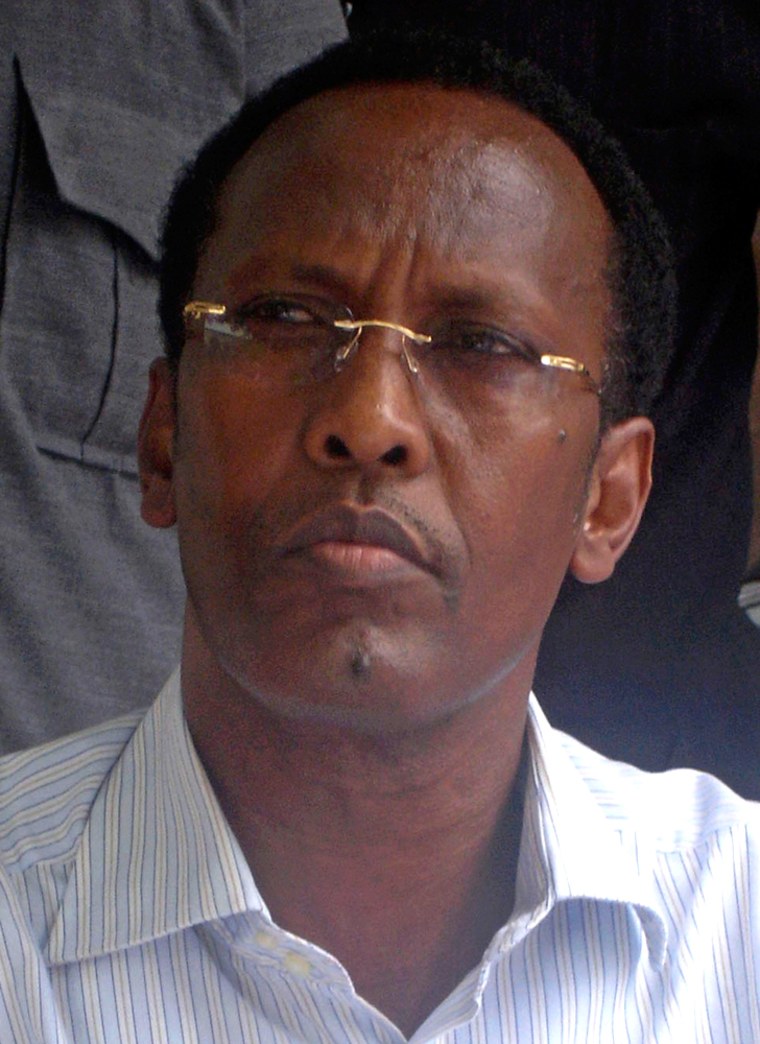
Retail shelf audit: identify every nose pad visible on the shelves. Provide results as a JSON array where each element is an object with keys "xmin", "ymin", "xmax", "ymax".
[
  {"xmin": 304, "ymin": 325, "xmax": 431, "ymax": 474},
  {"xmin": 333, "ymin": 330, "xmax": 361, "ymax": 371},
  {"xmin": 334, "ymin": 333, "xmax": 420, "ymax": 376}
]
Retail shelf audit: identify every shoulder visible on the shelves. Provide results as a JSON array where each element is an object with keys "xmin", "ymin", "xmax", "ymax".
[
  {"xmin": 0, "ymin": 712, "xmax": 143, "ymax": 875},
  {"xmin": 539, "ymin": 721, "xmax": 760, "ymax": 1033},
  {"xmin": 557, "ymin": 726, "xmax": 760, "ymax": 850}
]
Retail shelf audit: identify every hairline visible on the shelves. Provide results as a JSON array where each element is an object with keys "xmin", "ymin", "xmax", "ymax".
[
  {"xmin": 160, "ymin": 35, "xmax": 675, "ymax": 424},
  {"xmin": 183, "ymin": 81, "xmax": 623, "ymax": 408}
]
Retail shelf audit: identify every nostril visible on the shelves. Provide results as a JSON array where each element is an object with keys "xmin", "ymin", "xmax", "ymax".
[
  {"xmin": 325, "ymin": 434, "xmax": 351, "ymax": 458},
  {"xmin": 382, "ymin": 445, "xmax": 408, "ymax": 466}
]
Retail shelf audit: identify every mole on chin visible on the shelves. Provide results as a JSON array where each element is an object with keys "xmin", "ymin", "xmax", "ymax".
[{"xmin": 349, "ymin": 648, "xmax": 373, "ymax": 680}]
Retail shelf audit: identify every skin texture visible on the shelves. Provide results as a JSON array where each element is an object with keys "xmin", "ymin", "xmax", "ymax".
[{"xmin": 139, "ymin": 83, "xmax": 654, "ymax": 1035}]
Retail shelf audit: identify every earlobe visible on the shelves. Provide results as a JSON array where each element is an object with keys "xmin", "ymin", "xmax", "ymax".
[
  {"xmin": 138, "ymin": 358, "xmax": 178, "ymax": 529},
  {"xmin": 569, "ymin": 416, "xmax": 654, "ymax": 584}
]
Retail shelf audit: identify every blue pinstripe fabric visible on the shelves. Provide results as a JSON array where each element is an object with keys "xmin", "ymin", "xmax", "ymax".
[{"xmin": 0, "ymin": 670, "xmax": 758, "ymax": 1042}]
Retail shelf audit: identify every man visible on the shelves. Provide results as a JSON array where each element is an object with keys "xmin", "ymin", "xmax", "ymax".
[{"xmin": 0, "ymin": 32, "xmax": 757, "ymax": 1042}]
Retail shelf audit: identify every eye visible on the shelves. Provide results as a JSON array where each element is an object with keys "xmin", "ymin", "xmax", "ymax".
[
  {"xmin": 432, "ymin": 321, "xmax": 540, "ymax": 366},
  {"xmin": 235, "ymin": 295, "xmax": 327, "ymax": 329},
  {"xmin": 223, "ymin": 294, "xmax": 344, "ymax": 356}
]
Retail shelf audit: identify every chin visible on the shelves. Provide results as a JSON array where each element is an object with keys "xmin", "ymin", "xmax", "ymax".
[{"xmin": 222, "ymin": 634, "xmax": 470, "ymax": 737}]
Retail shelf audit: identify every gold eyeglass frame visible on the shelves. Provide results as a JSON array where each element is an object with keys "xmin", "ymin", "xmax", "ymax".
[{"xmin": 183, "ymin": 300, "xmax": 599, "ymax": 392}]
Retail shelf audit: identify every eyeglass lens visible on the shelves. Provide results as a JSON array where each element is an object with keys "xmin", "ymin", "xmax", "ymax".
[{"xmin": 187, "ymin": 294, "xmax": 597, "ymax": 408}]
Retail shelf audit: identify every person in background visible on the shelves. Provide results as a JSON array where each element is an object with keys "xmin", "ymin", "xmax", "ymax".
[
  {"xmin": 348, "ymin": 0, "xmax": 760, "ymax": 797},
  {"xmin": 0, "ymin": 0, "xmax": 346, "ymax": 753}
]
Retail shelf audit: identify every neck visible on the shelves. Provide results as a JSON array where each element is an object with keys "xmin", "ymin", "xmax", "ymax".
[{"xmin": 182, "ymin": 632, "xmax": 533, "ymax": 1036}]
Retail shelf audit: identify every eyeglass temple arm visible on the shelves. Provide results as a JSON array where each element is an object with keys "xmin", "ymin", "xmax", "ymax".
[
  {"xmin": 541, "ymin": 354, "xmax": 599, "ymax": 393},
  {"xmin": 184, "ymin": 301, "xmax": 227, "ymax": 319}
]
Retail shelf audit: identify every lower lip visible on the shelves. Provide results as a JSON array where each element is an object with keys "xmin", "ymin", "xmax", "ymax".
[{"xmin": 300, "ymin": 541, "xmax": 420, "ymax": 582}]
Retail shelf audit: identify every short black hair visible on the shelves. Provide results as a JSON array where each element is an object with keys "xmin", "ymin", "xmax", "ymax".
[{"xmin": 159, "ymin": 28, "xmax": 676, "ymax": 426}]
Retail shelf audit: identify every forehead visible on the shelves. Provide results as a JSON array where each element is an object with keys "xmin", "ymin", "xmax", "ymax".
[{"xmin": 197, "ymin": 83, "xmax": 611, "ymax": 331}]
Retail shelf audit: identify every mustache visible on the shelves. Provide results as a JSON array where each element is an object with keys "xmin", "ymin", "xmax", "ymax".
[{"xmin": 262, "ymin": 488, "xmax": 465, "ymax": 589}]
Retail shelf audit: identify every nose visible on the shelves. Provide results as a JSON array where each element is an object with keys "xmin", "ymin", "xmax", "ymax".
[{"xmin": 302, "ymin": 326, "xmax": 432, "ymax": 475}]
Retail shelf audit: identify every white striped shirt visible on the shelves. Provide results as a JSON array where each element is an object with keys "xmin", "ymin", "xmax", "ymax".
[{"xmin": 0, "ymin": 669, "xmax": 758, "ymax": 1042}]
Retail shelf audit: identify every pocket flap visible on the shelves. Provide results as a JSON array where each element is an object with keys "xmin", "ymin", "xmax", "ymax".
[{"xmin": 19, "ymin": 60, "xmax": 203, "ymax": 261}]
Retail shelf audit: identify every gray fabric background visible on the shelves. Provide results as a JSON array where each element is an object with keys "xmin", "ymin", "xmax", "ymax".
[{"xmin": 0, "ymin": 0, "xmax": 347, "ymax": 752}]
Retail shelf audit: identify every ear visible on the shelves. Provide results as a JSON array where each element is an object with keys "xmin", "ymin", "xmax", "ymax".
[
  {"xmin": 138, "ymin": 358, "xmax": 178, "ymax": 529},
  {"xmin": 570, "ymin": 416, "xmax": 654, "ymax": 584}
]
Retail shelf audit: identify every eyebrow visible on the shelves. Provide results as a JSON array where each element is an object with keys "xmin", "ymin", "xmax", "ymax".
[
  {"xmin": 224, "ymin": 256, "xmax": 556, "ymax": 342},
  {"xmin": 424, "ymin": 284, "xmax": 506, "ymax": 314},
  {"xmin": 423, "ymin": 277, "xmax": 555, "ymax": 329},
  {"xmin": 226, "ymin": 259, "xmax": 355, "ymax": 301}
]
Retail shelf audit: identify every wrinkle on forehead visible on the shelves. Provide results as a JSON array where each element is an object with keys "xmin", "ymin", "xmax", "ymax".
[
  {"xmin": 203, "ymin": 84, "xmax": 611, "ymax": 330},
  {"xmin": 224, "ymin": 92, "xmax": 559, "ymax": 246}
]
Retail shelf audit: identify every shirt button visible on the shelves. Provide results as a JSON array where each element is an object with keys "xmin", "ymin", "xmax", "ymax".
[
  {"xmin": 283, "ymin": 952, "xmax": 312, "ymax": 977},
  {"xmin": 254, "ymin": 930, "xmax": 278, "ymax": 950}
]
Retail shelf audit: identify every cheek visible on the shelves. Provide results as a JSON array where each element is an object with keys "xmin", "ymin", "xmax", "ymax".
[
  {"xmin": 447, "ymin": 414, "xmax": 594, "ymax": 606},
  {"xmin": 173, "ymin": 371, "xmax": 301, "ymax": 519},
  {"xmin": 172, "ymin": 373, "xmax": 308, "ymax": 633},
  {"xmin": 445, "ymin": 390, "xmax": 592, "ymax": 515}
]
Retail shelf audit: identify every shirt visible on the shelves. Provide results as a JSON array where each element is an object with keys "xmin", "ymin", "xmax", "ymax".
[{"xmin": 0, "ymin": 671, "xmax": 758, "ymax": 1042}]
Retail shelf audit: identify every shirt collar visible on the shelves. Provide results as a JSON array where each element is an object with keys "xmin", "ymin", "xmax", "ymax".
[
  {"xmin": 46, "ymin": 669, "xmax": 265, "ymax": 965},
  {"xmin": 46, "ymin": 681, "xmax": 667, "ymax": 969},
  {"xmin": 505, "ymin": 695, "xmax": 667, "ymax": 967}
]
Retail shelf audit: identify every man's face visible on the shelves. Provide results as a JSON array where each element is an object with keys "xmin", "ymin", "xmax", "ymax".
[{"xmin": 149, "ymin": 84, "xmax": 617, "ymax": 733}]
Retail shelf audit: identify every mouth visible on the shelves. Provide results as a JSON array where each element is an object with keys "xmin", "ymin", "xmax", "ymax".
[{"xmin": 281, "ymin": 503, "xmax": 435, "ymax": 583}]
